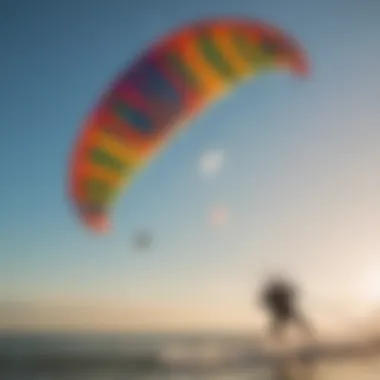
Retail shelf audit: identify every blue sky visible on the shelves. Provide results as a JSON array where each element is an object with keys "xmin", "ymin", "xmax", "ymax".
[{"xmin": 1, "ymin": 0, "xmax": 380, "ymax": 331}]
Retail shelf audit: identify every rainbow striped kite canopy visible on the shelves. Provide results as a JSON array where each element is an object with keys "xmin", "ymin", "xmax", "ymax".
[{"xmin": 68, "ymin": 17, "xmax": 309, "ymax": 233}]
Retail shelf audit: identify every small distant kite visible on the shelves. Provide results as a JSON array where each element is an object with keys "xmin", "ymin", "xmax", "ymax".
[
  {"xmin": 199, "ymin": 150, "xmax": 224, "ymax": 177},
  {"xmin": 210, "ymin": 206, "xmax": 229, "ymax": 228},
  {"xmin": 133, "ymin": 230, "xmax": 154, "ymax": 251}
]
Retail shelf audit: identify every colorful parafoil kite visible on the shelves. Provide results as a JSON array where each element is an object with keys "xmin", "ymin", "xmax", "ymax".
[{"xmin": 68, "ymin": 17, "xmax": 309, "ymax": 233}]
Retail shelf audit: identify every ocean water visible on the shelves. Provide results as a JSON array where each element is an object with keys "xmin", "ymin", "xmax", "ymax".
[{"xmin": 0, "ymin": 332, "xmax": 379, "ymax": 379}]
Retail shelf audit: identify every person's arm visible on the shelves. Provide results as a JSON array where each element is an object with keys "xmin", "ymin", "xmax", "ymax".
[
  {"xmin": 288, "ymin": 282, "xmax": 299, "ymax": 301},
  {"xmin": 257, "ymin": 288, "xmax": 269, "ymax": 308}
]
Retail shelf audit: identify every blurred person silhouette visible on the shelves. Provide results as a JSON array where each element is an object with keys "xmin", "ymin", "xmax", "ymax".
[{"xmin": 259, "ymin": 274, "xmax": 314, "ymax": 344}]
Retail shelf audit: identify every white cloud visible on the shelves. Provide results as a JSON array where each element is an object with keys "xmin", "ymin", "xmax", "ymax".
[{"xmin": 198, "ymin": 150, "xmax": 224, "ymax": 177}]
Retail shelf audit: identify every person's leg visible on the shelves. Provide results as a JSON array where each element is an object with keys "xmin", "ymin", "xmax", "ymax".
[
  {"xmin": 293, "ymin": 311, "xmax": 314, "ymax": 339},
  {"xmin": 269, "ymin": 317, "xmax": 286, "ymax": 344}
]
